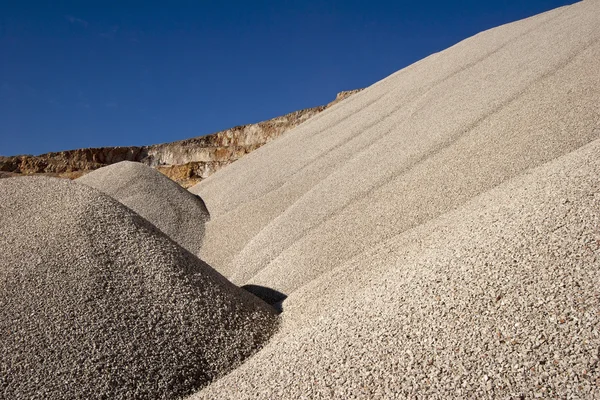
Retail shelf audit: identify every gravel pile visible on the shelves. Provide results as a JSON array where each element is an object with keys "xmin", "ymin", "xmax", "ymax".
[
  {"xmin": 2, "ymin": 1, "xmax": 599, "ymax": 398},
  {"xmin": 78, "ymin": 161, "xmax": 209, "ymax": 255},
  {"xmin": 188, "ymin": 1, "xmax": 600, "ymax": 398},
  {"xmin": 192, "ymin": 134, "xmax": 600, "ymax": 400},
  {"xmin": 0, "ymin": 177, "xmax": 278, "ymax": 399},
  {"xmin": 193, "ymin": 1, "xmax": 600, "ymax": 291}
]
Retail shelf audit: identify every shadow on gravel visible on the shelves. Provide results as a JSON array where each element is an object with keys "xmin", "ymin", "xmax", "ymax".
[
  {"xmin": 193, "ymin": 194, "xmax": 210, "ymax": 220},
  {"xmin": 241, "ymin": 284, "xmax": 287, "ymax": 314}
]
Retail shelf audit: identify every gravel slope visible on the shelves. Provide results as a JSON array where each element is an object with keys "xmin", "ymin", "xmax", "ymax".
[
  {"xmin": 192, "ymin": 129, "xmax": 600, "ymax": 400},
  {"xmin": 78, "ymin": 161, "xmax": 209, "ymax": 255},
  {"xmin": 190, "ymin": 0, "xmax": 600, "ymax": 291},
  {"xmin": 188, "ymin": 1, "xmax": 600, "ymax": 398},
  {"xmin": 0, "ymin": 177, "xmax": 277, "ymax": 399},
  {"xmin": 2, "ymin": 2, "xmax": 598, "ymax": 399}
]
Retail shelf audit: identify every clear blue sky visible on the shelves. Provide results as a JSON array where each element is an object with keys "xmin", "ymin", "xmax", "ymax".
[{"xmin": 0, "ymin": 0, "xmax": 575, "ymax": 156}]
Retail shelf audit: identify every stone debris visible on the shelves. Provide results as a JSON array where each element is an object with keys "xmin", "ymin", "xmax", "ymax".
[
  {"xmin": 0, "ymin": 177, "xmax": 278, "ymax": 399},
  {"xmin": 189, "ymin": 1, "xmax": 600, "ymax": 398},
  {"xmin": 77, "ymin": 161, "xmax": 210, "ymax": 255}
]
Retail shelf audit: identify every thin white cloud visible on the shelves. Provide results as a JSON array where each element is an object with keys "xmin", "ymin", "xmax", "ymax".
[
  {"xmin": 100, "ymin": 26, "xmax": 119, "ymax": 39},
  {"xmin": 65, "ymin": 15, "xmax": 89, "ymax": 28}
]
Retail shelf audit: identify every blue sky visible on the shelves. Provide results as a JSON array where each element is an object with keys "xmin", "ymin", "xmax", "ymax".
[{"xmin": 0, "ymin": 0, "xmax": 575, "ymax": 156}]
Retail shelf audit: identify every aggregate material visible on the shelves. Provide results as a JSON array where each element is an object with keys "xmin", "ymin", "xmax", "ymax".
[
  {"xmin": 78, "ymin": 161, "xmax": 210, "ymax": 255},
  {"xmin": 192, "ymin": 137, "xmax": 600, "ymax": 400},
  {"xmin": 0, "ymin": 177, "xmax": 278, "ymax": 400},
  {"xmin": 188, "ymin": 1, "xmax": 600, "ymax": 398},
  {"xmin": 2, "ymin": 1, "xmax": 600, "ymax": 398}
]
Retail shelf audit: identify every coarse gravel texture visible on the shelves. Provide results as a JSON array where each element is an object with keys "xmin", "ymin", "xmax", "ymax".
[
  {"xmin": 187, "ymin": 1, "xmax": 600, "ymax": 398},
  {"xmin": 1, "ymin": 1, "xmax": 599, "ymax": 399},
  {"xmin": 0, "ymin": 177, "xmax": 278, "ymax": 400},
  {"xmin": 191, "ymin": 128, "xmax": 600, "ymax": 400},
  {"xmin": 77, "ymin": 161, "xmax": 210, "ymax": 255},
  {"xmin": 190, "ymin": 0, "xmax": 600, "ymax": 291}
]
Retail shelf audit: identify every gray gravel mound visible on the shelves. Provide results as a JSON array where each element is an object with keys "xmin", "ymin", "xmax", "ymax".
[
  {"xmin": 0, "ymin": 177, "xmax": 278, "ymax": 399},
  {"xmin": 77, "ymin": 161, "xmax": 209, "ymax": 255}
]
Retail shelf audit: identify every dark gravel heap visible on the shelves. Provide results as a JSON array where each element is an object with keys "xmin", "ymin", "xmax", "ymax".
[
  {"xmin": 0, "ymin": 171, "xmax": 19, "ymax": 179},
  {"xmin": 77, "ymin": 161, "xmax": 210, "ymax": 256},
  {"xmin": 0, "ymin": 177, "xmax": 278, "ymax": 399}
]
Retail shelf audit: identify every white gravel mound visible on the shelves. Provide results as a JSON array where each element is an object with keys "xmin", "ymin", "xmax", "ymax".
[
  {"xmin": 191, "ymin": 0, "xmax": 600, "ymax": 294},
  {"xmin": 78, "ymin": 161, "xmax": 209, "ymax": 255},
  {"xmin": 0, "ymin": 177, "xmax": 278, "ymax": 400},
  {"xmin": 187, "ymin": 1, "xmax": 600, "ymax": 398},
  {"xmin": 192, "ymin": 132, "xmax": 600, "ymax": 400}
]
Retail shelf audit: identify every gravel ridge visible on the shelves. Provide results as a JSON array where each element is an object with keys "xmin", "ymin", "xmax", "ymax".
[
  {"xmin": 191, "ymin": 128, "xmax": 600, "ymax": 400},
  {"xmin": 188, "ymin": 1, "xmax": 600, "ymax": 398},
  {"xmin": 191, "ymin": 0, "xmax": 600, "ymax": 291},
  {"xmin": 0, "ymin": 177, "xmax": 278, "ymax": 399},
  {"xmin": 78, "ymin": 161, "xmax": 210, "ymax": 256}
]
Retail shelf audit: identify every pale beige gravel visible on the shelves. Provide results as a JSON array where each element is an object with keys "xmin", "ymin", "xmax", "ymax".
[
  {"xmin": 0, "ymin": 177, "xmax": 278, "ymax": 399},
  {"xmin": 1, "ymin": 1, "xmax": 598, "ymax": 398},
  {"xmin": 77, "ymin": 161, "xmax": 210, "ymax": 255},
  {"xmin": 191, "ymin": 131, "xmax": 600, "ymax": 400},
  {"xmin": 187, "ymin": 0, "xmax": 600, "ymax": 398},
  {"xmin": 191, "ymin": 0, "xmax": 600, "ymax": 291}
]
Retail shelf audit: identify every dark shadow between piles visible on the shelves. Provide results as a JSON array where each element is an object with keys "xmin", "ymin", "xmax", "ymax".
[
  {"xmin": 193, "ymin": 194, "xmax": 211, "ymax": 220},
  {"xmin": 241, "ymin": 284, "xmax": 287, "ymax": 314}
]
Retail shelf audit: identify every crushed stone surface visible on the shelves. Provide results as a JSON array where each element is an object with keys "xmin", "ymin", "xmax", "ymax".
[
  {"xmin": 189, "ymin": 1, "xmax": 600, "ymax": 398},
  {"xmin": 78, "ymin": 161, "xmax": 210, "ymax": 255},
  {"xmin": 191, "ymin": 127, "xmax": 600, "ymax": 400},
  {"xmin": 0, "ymin": 177, "xmax": 277, "ymax": 400},
  {"xmin": 2, "ymin": 1, "xmax": 600, "ymax": 398}
]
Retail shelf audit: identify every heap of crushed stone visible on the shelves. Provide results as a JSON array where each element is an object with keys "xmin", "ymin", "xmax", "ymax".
[
  {"xmin": 0, "ymin": 177, "xmax": 278, "ymax": 400},
  {"xmin": 77, "ymin": 161, "xmax": 209, "ymax": 255},
  {"xmin": 191, "ymin": 1, "xmax": 600, "ymax": 294},
  {"xmin": 188, "ymin": 1, "xmax": 600, "ymax": 398},
  {"xmin": 192, "ymin": 125, "xmax": 600, "ymax": 400}
]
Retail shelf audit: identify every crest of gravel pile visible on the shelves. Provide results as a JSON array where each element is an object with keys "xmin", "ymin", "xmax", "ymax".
[
  {"xmin": 77, "ymin": 161, "xmax": 209, "ymax": 255},
  {"xmin": 187, "ymin": 1, "xmax": 600, "ymax": 398},
  {"xmin": 192, "ymin": 1, "xmax": 600, "ymax": 290},
  {"xmin": 0, "ymin": 177, "xmax": 278, "ymax": 400}
]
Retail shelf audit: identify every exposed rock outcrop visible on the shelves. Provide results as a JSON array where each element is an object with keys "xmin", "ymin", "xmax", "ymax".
[{"xmin": 0, "ymin": 89, "xmax": 362, "ymax": 187}]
